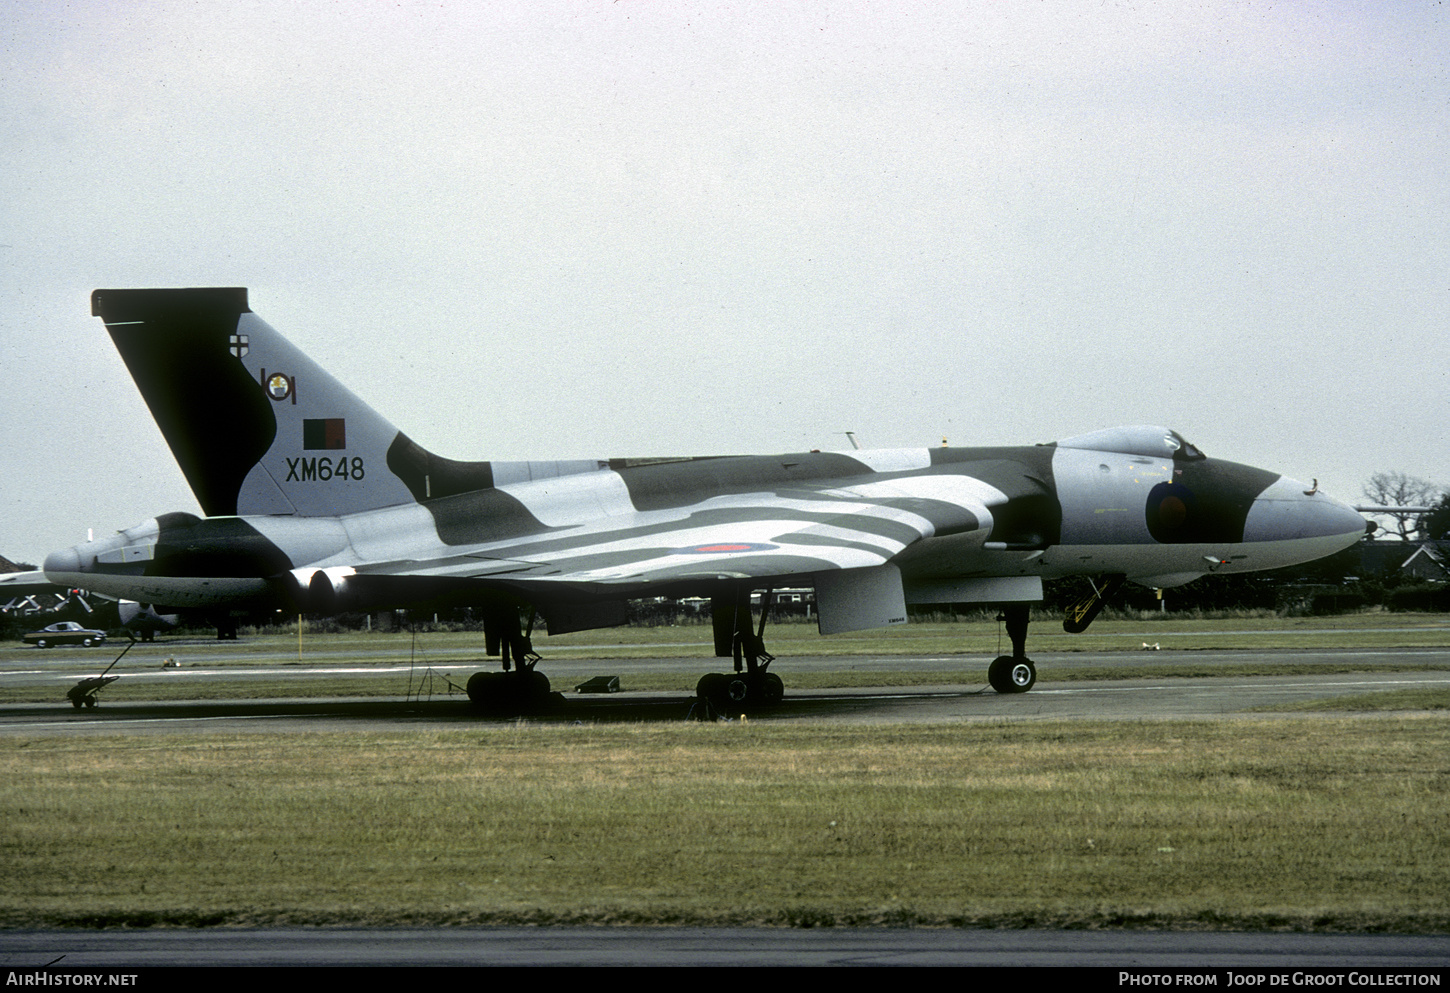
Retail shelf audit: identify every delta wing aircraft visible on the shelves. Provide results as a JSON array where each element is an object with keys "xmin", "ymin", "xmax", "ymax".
[{"xmin": 44, "ymin": 288, "xmax": 1369, "ymax": 710}]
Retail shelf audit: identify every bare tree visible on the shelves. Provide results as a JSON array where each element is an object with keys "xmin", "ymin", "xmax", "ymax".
[
  {"xmin": 1360, "ymin": 472, "xmax": 1444, "ymax": 540},
  {"xmin": 1422, "ymin": 494, "xmax": 1450, "ymax": 542}
]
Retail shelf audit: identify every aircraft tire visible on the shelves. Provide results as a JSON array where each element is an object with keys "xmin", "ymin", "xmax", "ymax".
[
  {"xmin": 467, "ymin": 670, "xmax": 555, "ymax": 714},
  {"xmin": 466, "ymin": 671, "xmax": 499, "ymax": 708},
  {"xmin": 696, "ymin": 672, "xmax": 726, "ymax": 702},
  {"xmin": 520, "ymin": 672, "xmax": 557, "ymax": 713},
  {"xmin": 988, "ymin": 655, "xmax": 1036, "ymax": 694},
  {"xmin": 697, "ymin": 671, "xmax": 783, "ymax": 711},
  {"xmin": 697, "ymin": 672, "xmax": 747, "ymax": 713},
  {"xmin": 723, "ymin": 675, "xmax": 751, "ymax": 706},
  {"xmin": 761, "ymin": 672, "xmax": 784, "ymax": 704}
]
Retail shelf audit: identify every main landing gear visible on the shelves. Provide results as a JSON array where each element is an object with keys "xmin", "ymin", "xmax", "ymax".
[
  {"xmin": 695, "ymin": 587, "xmax": 784, "ymax": 714},
  {"xmin": 466, "ymin": 606, "xmax": 559, "ymax": 714},
  {"xmin": 695, "ymin": 670, "xmax": 784, "ymax": 713}
]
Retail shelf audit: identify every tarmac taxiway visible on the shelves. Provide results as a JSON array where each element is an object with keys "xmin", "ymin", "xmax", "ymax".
[{"xmin": 1, "ymin": 647, "xmax": 1447, "ymax": 735}]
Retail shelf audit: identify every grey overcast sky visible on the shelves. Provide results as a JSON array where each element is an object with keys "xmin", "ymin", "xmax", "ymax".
[{"xmin": 1, "ymin": 1, "xmax": 1446, "ymax": 566}]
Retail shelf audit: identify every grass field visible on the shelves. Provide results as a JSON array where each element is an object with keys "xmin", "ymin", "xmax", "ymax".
[
  {"xmin": 4, "ymin": 614, "xmax": 1448, "ymax": 931},
  {"xmin": 2, "ymin": 718, "xmax": 1446, "ymax": 930}
]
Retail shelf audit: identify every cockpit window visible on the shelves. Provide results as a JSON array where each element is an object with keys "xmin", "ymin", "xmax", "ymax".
[
  {"xmin": 1055, "ymin": 425, "xmax": 1207, "ymax": 460},
  {"xmin": 1169, "ymin": 430, "xmax": 1206, "ymax": 460}
]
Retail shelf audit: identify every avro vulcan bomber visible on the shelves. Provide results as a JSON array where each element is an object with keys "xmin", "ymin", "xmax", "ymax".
[{"xmin": 44, "ymin": 289, "xmax": 1369, "ymax": 711}]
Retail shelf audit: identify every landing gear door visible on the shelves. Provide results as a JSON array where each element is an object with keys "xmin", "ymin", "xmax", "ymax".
[{"xmin": 814, "ymin": 564, "xmax": 908, "ymax": 635}]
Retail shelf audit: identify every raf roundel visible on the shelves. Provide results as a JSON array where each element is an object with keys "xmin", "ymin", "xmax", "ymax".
[
  {"xmin": 1146, "ymin": 481, "xmax": 1196, "ymax": 542},
  {"xmin": 672, "ymin": 542, "xmax": 779, "ymax": 555}
]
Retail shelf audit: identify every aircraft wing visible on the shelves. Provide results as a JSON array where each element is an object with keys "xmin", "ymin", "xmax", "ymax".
[
  {"xmin": 0, "ymin": 570, "xmax": 69, "ymax": 597},
  {"xmin": 346, "ymin": 470, "xmax": 1011, "ymax": 593},
  {"xmin": 366, "ymin": 472, "xmax": 1006, "ymax": 583}
]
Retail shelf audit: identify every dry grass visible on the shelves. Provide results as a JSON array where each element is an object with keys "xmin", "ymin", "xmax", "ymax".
[
  {"xmin": 1259, "ymin": 687, "xmax": 1450, "ymax": 712},
  {"xmin": 3, "ymin": 718, "xmax": 1447, "ymax": 930}
]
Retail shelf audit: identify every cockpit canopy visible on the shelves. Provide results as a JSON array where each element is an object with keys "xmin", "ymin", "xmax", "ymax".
[{"xmin": 1054, "ymin": 425, "xmax": 1205, "ymax": 461}]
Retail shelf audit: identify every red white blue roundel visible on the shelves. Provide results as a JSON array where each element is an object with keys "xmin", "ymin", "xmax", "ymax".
[{"xmin": 672, "ymin": 542, "xmax": 779, "ymax": 555}]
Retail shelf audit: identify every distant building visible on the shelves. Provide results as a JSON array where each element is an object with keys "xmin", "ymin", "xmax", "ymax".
[
  {"xmin": 1358, "ymin": 540, "xmax": 1449, "ymax": 582},
  {"xmin": 1398, "ymin": 544, "xmax": 1449, "ymax": 582}
]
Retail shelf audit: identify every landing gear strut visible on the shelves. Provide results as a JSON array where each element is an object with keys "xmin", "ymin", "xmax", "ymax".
[
  {"xmin": 696, "ymin": 587, "xmax": 784, "ymax": 713},
  {"xmin": 467, "ymin": 606, "xmax": 557, "ymax": 714},
  {"xmin": 988, "ymin": 603, "xmax": 1036, "ymax": 694}
]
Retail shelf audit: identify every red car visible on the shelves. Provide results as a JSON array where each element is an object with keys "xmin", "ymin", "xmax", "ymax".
[{"xmin": 24, "ymin": 622, "xmax": 107, "ymax": 648}]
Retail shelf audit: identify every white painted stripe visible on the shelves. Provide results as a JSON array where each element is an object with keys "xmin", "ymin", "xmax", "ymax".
[
  {"xmin": 820, "ymin": 474, "xmax": 1008, "ymax": 510},
  {"xmin": 500, "ymin": 471, "xmax": 637, "ymax": 527},
  {"xmin": 834, "ymin": 448, "xmax": 933, "ymax": 473}
]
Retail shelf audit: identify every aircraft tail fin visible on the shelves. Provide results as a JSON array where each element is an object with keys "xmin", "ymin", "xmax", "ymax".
[{"xmin": 92, "ymin": 288, "xmax": 459, "ymax": 518}]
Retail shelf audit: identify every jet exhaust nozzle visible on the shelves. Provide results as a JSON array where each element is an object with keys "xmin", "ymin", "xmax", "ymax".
[{"xmin": 283, "ymin": 567, "xmax": 358, "ymax": 615}]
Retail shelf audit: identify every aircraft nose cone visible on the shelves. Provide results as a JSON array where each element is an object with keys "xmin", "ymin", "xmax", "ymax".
[
  {"xmin": 43, "ymin": 546, "xmax": 84, "ymax": 578},
  {"xmin": 1243, "ymin": 477, "xmax": 1367, "ymax": 545}
]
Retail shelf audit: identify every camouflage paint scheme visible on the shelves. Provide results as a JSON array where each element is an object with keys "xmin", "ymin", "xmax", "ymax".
[{"xmin": 44, "ymin": 289, "xmax": 1367, "ymax": 694}]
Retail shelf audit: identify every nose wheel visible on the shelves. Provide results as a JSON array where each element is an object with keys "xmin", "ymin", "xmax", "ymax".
[
  {"xmin": 989, "ymin": 603, "xmax": 1037, "ymax": 693},
  {"xmin": 988, "ymin": 655, "xmax": 1036, "ymax": 694}
]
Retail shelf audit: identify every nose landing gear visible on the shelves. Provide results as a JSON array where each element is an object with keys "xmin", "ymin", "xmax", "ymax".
[
  {"xmin": 989, "ymin": 603, "xmax": 1036, "ymax": 694},
  {"xmin": 988, "ymin": 575, "xmax": 1125, "ymax": 694}
]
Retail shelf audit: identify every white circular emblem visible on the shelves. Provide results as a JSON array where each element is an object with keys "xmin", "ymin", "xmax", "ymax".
[{"xmin": 267, "ymin": 373, "xmax": 292, "ymax": 401}]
